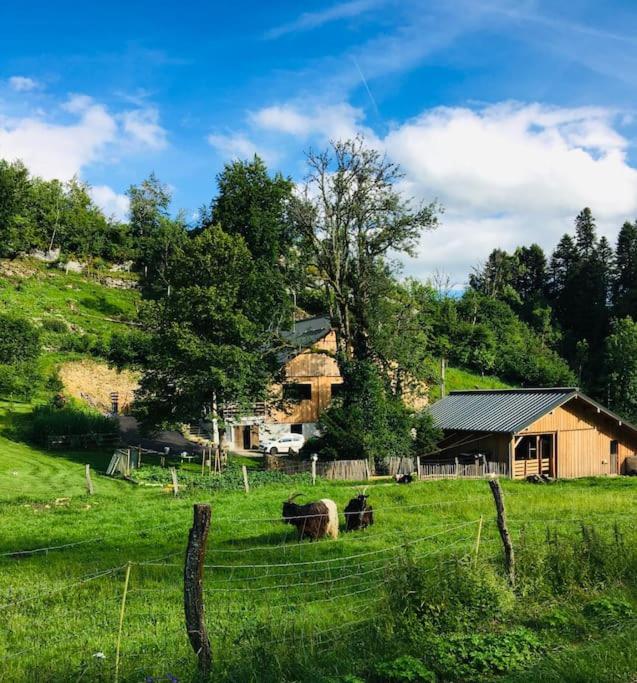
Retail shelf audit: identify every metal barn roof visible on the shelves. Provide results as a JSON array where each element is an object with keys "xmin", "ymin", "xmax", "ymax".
[
  {"xmin": 277, "ymin": 316, "xmax": 332, "ymax": 365},
  {"xmin": 428, "ymin": 388, "xmax": 579, "ymax": 434}
]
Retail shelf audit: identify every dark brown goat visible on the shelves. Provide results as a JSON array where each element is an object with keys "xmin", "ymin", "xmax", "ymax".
[
  {"xmin": 344, "ymin": 493, "xmax": 374, "ymax": 532},
  {"xmin": 282, "ymin": 494, "xmax": 339, "ymax": 541}
]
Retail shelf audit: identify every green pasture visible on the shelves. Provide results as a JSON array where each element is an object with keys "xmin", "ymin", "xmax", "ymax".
[{"xmin": 1, "ymin": 411, "xmax": 637, "ymax": 681}]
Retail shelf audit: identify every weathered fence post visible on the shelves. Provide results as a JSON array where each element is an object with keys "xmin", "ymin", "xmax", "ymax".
[
  {"xmin": 85, "ymin": 464, "xmax": 94, "ymax": 495},
  {"xmin": 454, "ymin": 456, "xmax": 459, "ymax": 478},
  {"xmin": 184, "ymin": 504, "xmax": 212, "ymax": 677},
  {"xmin": 416, "ymin": 456, "xmax": 422, "ymax": 480},
  {"xmin": 242, "ymin": 465, "xmax": 250, "ymax": 494},
  {"xmin": 170, "ymin": 467, "xmax": 179, "ymax": 497},
  {"xmin": 473, "ymin": 515, "xmax": 483, "ymax": 568},
  {"xmin": 114, "ymin": 561, "xmax": 132, "ymax": 683},
  {"xmin": 488, "ymin": 477, "xmax": 515, "ymax": 586},
  {"xmin": 311, "ymin": 454, "xmax": 317, "ymax": 486}
]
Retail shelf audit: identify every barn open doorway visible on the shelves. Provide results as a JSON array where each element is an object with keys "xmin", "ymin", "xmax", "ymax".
[{"xmin": 514, "ymin": 434, "xmax": 555, "ymax": 478}]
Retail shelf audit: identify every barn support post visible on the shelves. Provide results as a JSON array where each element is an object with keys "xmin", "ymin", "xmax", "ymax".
[
  {"xmin": 85, "ymin": 464, "xmax": 94, "ymax": 495},
  {"xmin": 488, "ymin": 477, "xmax": 515, "ymax": 586},
  {"xmin": 184, "ymin": 504, "xmax": 212, "ymax": 677},
  {"xmin": 242, "ymin": 465, "xmax": 250, "ymax": 494},
  {"xmin": 114, "ymin": 561, "xmax": 132, "ymax": 683}
]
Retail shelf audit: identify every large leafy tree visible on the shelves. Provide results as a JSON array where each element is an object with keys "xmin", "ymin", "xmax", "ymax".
[
  {"xmin": 127, "ymin": 174, "xmax": 187, "ymax": 297},
  {"xmin": 204, "ymin": 157, "xmax": 296, "ymax": 330},
  {"xmin": 290, "ymin": 137, "xmax": 439, "ymax": 362},
  {"xmin": 134, "ymin": 225, "xmax": 276, "ymax": 428},
  {"xmin": 0, "ymin": 160, "xmax": 35, "ymax": 257}
]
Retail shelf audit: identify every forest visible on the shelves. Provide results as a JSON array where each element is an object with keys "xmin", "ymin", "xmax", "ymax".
[{"xmin": 1, "ymin": 140, "xmax": 637, "ymax": 460}]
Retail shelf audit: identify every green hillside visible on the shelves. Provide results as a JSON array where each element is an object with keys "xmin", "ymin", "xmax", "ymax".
[{"xmin": 0, "ymin": 258, "xmax": 139, "ymax": 348}]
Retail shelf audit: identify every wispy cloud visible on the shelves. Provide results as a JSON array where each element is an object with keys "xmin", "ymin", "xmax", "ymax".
[
  {"xmin": 8, "ymin": 76, "xmax": 40, "ymax": 92},
  {"xmin": 266, "ymin": 0, "xmax": 385, "ymax": 39}
]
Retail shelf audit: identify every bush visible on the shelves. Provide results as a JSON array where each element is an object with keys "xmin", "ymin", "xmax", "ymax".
[
  {"xmin": 0, "ymin": 361, "xmax": 41, "ymax": 400},
  {"xmin": 387, "ymin": 557, "xmax": 513, "ymax": 634},
  {"xmin": 40, "ymin": 317, "xmax": 68, "ymax": 333},
  {"xmin": 29, "ymin": 400, "xmax": 118, "ymax": 445},
  {"xmin": 108, "ymin": 328, "xmax": 152, "ymax": 368},
  {"xmin": 583, "ymin": 597, "xmax": 635, "ymax": 629},
  {"xmin": 373, "ymin": 656, "xmax": 435, "ymax": 682},
  {"xmin": 424, "ymin": 628, "xmax": 541, "ymax": 681},
  {"xmin": 0, "ymin": 314, "xmax": 40, "ymax": 364},
  {"xmin": 131, "ymin": 461, "xmax": 313, "ymax": 491}
]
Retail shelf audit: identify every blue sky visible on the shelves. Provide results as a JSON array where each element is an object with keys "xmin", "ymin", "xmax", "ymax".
[{"xmin": 2, "ymin": 0, "xmax": 637, "ymax": 283}]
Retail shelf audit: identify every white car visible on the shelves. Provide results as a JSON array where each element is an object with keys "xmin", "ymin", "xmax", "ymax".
[{"xmin": 260, "ymin": 433, "xmax": 305, "ymax": 455}]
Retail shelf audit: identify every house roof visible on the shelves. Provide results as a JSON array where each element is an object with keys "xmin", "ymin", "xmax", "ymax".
[
  {"xmin": 428, "ymin": 387, "xmax": 637, "ymax": 435},
  {"xmin": 277, "ymin": 316, "xmax": 332, "ymax": 365}
]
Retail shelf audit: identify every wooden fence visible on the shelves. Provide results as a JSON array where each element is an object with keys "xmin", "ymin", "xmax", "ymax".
[
  {"xmin": 46, "ymin": 432, "xmax": 119, "ymax": 450},
  {"xmin": 264, "ymin": 455, "xmax": 371, "ymax": 481},
  {"xmin": 418, "ymin": 458, "xmax": 509, "ymax": 479}
]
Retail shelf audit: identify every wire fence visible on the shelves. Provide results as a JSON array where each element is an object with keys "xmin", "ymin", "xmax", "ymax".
[{"xmin": 2, "ymin": 479, "xmax": 637, "ymax": 680}]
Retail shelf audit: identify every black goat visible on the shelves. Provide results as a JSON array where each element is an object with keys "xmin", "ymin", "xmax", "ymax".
[
  {"xmin": 282, "ymin": 494, "xmax": 339, "ymax": 541},
  {"xmin": 395, "ymin": 473, "xmax": 413, "ymax": 484},
  {"xmin": 344, "ymin": 492, "xmax": 374, "ymax": 532}
]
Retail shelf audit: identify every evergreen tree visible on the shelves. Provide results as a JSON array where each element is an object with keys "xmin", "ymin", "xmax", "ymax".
[
  {"xmin": 613, "ymin": 221, "xmax": 637, "ymax": 319},
  {"xmin": 604, "ymin": 317, "xmax": 637, "ymax": 421}
]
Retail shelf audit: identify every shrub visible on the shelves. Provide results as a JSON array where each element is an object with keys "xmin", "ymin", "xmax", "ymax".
[
  {"xmin": 131, "ymin": 461, "xmax": 313, "ymax": 491},
  {"xmin": 29, "ymin": 399, "xmax": 118, "ymax": 445},
  {"xmin": 0, "ymin": 361, "xmax": 41, "ymax": 400},
  {"xmin": 0, "ymin": 314, "xmax": 40, "ymax": 364},
  {"xmin": 373, "ymin": 656, "xmax": 435, "ymax": 682},
  {"xmin": 583, "ymin": 597, "xmax": 635, "ymax": 629},
  {"xmin": 40, "ymin": 317, "xmax": 68, "ymax": 333},
  {"xmin": 424, "ymin": 628, "xmax": 541, "ymax": 681},
  {"xmin": 387, "ymin": 557, "xmax": 512, "ymax": 634},
  {"xmin": 108, "ymin": 328, "xmax": 152, "ymax": 368}
]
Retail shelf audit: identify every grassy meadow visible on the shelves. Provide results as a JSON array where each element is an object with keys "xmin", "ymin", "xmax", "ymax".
[{"xmin": 1, "ymin": 402, "xmax": 637, "ymax": 682}]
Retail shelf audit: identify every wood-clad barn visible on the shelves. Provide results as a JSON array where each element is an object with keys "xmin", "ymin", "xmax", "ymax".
[
  {"xmin": 224, "ymin": 316, "xmax": 343, "ymax": 450},
  {"xmin": 428, "ymin": 388, "xmax": 637, "ymax": 479}
]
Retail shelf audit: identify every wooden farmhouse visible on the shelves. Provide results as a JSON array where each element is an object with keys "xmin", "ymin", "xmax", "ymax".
[
  {"xmin": 223, "ymin": 316, "xmax": 343, "ymax": 451},
  {"xmin": 428, "ymin": 388, "xmax": 637, "ymax": 479}
]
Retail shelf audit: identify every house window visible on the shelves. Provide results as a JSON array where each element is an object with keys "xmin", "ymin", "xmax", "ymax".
[
  {"xmin": 610, "ymin": 440, "xmax": 618, "ymax": 456},
  {"xmin": 331, "ymin": 383, "xmax": 344, "ymax": 398},
  {"xmin": 283, "ymin": 383, "xmax": 312, "ymax": 401},
  {"xmin": 291, "ymin": 424, "xmax": 303, "ymax": 434}
]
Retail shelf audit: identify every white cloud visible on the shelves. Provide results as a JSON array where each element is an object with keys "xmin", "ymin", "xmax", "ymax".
[
  {"xmin": 266, "ymin": 0, "xmax": 383, "ymax": 39},
  {"xmin": 8, "ymin": 76, "xmax": 39, "ymax": 92},
  {"xmin": 0, "ymin": 95, "xmax": 168, "ymax": 182},
  {"xmin": 121, "ymin": 108, "xmax": 167, "ymax": 150},
  {"xmin": 247, "ymin": 98, "xmax": 637, "ymax": 281},
  {"xmin": 207, "ymin": 132, "xmax": 276, "ymax": 163},
  {"xmin": 384, "ymin": 102, "xmax": 637, "ymax": 279},
  {"xmin": 0, "ymin": 98, "xmax": 117, "ymax": 179},
  {"xmin": 251, "ymin": 102, "xmax": 376, "ymax": 143},
  {"xmin": 89, "ymin": 185, "xmax": 130, "ymax": 222}
]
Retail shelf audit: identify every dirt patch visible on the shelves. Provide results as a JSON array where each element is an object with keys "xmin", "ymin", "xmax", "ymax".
[
  {"xmin": 0, "ymin": 260, "xmax": 38, "ymax": 279},
  {"xmin": 58, "ymin": 359, "xmax": 140, "ymax": 413}
]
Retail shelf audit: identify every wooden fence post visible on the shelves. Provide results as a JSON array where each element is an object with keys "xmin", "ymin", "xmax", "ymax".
[
  {"xmin": 488, "ymin": 477, "xmax": 515, "ymax": 586},
  {"xmin": 85, "ymin": 464, "xmax": 94, "ymax": 495},
  {"xmin": 114, "ymin": 561, "xmax": 132, "ymax": 683},
  {"xmin": 184, "ymin": 504, "xmax": 212, "ymax": 677},
  {"xmin": 454, "ymin": 456, "xmax": 459, "ymax": 478},
  {"xmin": 416, "ymin": 456, "xmax": 422, "ymax": 480},
  {"xmin": 242, "ymin": 465, "xmax": 250, "ymax": 494},
  {"xmin": 311, "ymin": 457, "xmax": 317, "ymax": 486},
  {"xmin": 473, "ymin": 515, "xmax": 483, "ymax": 568},
  {"xmin": 170, "ymin": 467, "xmax": 179, "ymax": 497}
]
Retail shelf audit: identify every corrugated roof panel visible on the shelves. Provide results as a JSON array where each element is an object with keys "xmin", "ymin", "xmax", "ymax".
[{"xmin": 428, "ymin": 389, "xmax": 577, "ymax": 433}]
